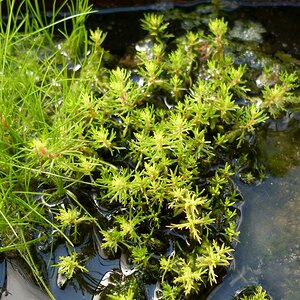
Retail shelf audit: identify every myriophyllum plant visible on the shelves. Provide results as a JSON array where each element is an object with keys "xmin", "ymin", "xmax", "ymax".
[{"xmin": 0, "ymin": 1, "xmax": 298, "ymax": 299}]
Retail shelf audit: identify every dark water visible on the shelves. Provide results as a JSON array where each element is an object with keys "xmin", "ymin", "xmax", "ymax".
[
  {"xmin": 208, "ymin": 166, "xmax": 300, "ymax": 300},
  {"xmin": 208, "ymin": 118, "xmax": 300, "ymax": 300}
]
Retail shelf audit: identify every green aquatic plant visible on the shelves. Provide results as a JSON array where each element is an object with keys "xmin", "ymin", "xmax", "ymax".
[
  {"xmin": 107, "ymin": 289, "xmax": 135, "ymax": 300},
  {"xmin": 235, "ymin": 285, "xmax": 270, "ymax": 300},
  {"xmin": 53, "ymin": 250, "xmax": 88, "ymax": 280},
  {"xmin": 141, "ymin": 13, "xmax": 173, "ymax": 42},
  {"xmin": 0, "ymin": 1, "xmax": 299, "ymax": 299},
  {"xmin": 55, "ymin": 207, "xmax": 96, "ymax": 243},
  {"xmin": 260, "ymin": 70, "xmax": 298, "ymax": 117}
]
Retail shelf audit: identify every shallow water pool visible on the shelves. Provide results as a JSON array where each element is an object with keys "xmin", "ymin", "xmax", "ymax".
[{"xmin": 208, "ymin": 131, "xmax": 300, "ymax": 300}]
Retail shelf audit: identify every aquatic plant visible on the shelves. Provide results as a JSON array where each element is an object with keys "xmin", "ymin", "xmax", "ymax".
[
  {"xmin": 54, "ymin": 250, "xmax": 88, "ymax": 280},
  {"xmin": 235, "ymin": 285, "xmax": 270, "ymax": 300},
  {"xmin": 0, "ymin": 1, "xmax": 299, "ymax": 299}
]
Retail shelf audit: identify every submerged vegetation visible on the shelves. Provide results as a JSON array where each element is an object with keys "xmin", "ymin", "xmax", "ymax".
[{"xmin": 0, "ymin": 0, "xmax": 299, "ymax": 299}]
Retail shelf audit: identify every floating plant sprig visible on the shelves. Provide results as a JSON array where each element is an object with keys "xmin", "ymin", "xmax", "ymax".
[{"xmin": 53, "ymin": 249, "xmax": 88, "ymax": 280}]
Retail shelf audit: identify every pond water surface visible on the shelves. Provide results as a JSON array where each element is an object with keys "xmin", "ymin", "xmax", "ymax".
[
  {"xmin": 209, "ymin": 169, "xmax": 300, "ymax": 299},
  {"xmin": 208, "ymin": 125, "xmax": 300, "ymax": 300}
]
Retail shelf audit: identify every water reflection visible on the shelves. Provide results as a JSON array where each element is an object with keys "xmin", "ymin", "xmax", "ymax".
[{"xmin": 208, "ymin": 165, "xmax": 300, "ymax": 300}]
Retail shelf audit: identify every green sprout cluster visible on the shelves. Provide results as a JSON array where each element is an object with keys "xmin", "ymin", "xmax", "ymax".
[
  {"xmin": 0, "ymin": 1, "xmax": 299, "ymax": 299},
  {"xmin": 234, "ymin": 285, "xmax": 271, "ymax": 300}
]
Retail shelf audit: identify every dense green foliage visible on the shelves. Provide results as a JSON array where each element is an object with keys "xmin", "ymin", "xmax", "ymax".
[{"xmin": 0, "ymin": 1, "xmax": 298, "ymax": 299}]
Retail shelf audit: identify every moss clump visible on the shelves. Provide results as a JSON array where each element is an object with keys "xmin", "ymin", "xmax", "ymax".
[{"xmin": 0, "ymin": 1, "xmax": 299, "ymax": 299}]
